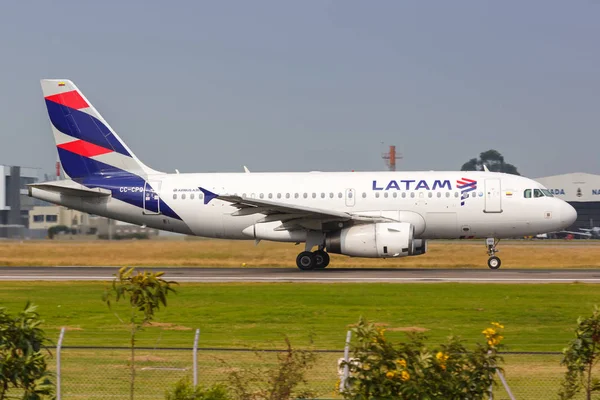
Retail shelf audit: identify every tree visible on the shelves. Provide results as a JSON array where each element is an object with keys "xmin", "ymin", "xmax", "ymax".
[
  {"xmin": 559, "ymin": 306, "xmax": 600, "ymax": 400},
  {"xmin": 0, "ymin": 302, "xmax": 54, "ymax": 400},
  {"xmin": 103, "ymin": 267, "xmax": 177, "ymax": 400},
  {"xmin": 461, "ymin": 150, "xmax": 520, "ymax": 175}
]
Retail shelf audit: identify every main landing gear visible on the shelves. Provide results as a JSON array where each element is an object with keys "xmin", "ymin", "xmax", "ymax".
[
  {"xmin": 296, "ymin": 231, "xmax": 330, "ymax": 271},
  {"xmin": 296, "ymin": 249, "xmax": 330, "ymax": 270},
  {"xmin": 486, "ymin": 238, "xmax": 501, "ymax": 270}
]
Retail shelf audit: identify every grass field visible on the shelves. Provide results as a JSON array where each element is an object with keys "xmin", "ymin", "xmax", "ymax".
[
  {"xmin": 1, "ymin": 238, "xmax": 600, "ymax": 268},
  {"xmin": 1, "ymin": 281, "xmax": 599, "ymax": 351},
  {"xmin": 3, "ymin": 281, "xmax": 599, "ymax": 399}
]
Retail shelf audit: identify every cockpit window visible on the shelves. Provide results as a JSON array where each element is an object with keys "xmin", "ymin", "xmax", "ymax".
[
  {"xmin": 541, "ymin": 189, "xmax": 554, "ymax": 197},
  {"xmin": 524, "ymin": 189, "xmax": 532, "ymax": 198},
  {"xmin": 534, "ymin": 189, "xmax": 544, "ymax": 198}
]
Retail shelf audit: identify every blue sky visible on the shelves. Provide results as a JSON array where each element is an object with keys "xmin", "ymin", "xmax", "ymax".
[{"xmin": 0, "ymin": 1, "xmax": 598, "ymax": 178}]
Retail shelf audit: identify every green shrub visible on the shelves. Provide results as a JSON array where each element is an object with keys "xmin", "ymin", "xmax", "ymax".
[
  {"xmin": 559, "ymin": 306, "xmax": 600, "ymax": 399},
  {"xmin": 166, "ymin": 378, "xmax": 231, "ymax": 400},
  {"xmin": 341, "ymin": 317, "xmax": 504, "ymax": 400},
  {"xmin": 0, "ymin": 302, "xmax": 54, "ymax": 400}
]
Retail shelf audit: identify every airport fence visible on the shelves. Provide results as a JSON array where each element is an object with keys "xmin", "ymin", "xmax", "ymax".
[{"xmin": 44, "ymin": 329, "xmax": 594, "ymax": 400}]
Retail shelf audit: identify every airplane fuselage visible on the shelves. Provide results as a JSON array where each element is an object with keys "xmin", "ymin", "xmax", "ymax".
[{"xmin": 30, "ymin": 170, "xmax": 575, "ymax": 241}]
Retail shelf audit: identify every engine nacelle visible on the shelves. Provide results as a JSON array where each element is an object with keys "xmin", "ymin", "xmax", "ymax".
[
  {"xmin": 326, "ymin": 222, "xmax": 414, "ymax": 258},
  {"xmin": 412, "ymin": 239, "xmax": 427, "ymax": 256}
]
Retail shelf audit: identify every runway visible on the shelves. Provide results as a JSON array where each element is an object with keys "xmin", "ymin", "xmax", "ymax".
[{"xmin": 1, "ymin": 266, "xmax": 600, "ymax": 283}]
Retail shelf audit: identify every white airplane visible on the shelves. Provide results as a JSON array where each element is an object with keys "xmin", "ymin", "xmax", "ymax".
[{"xmin": 29, "ymin": 79, "xmax": 577, "ymax": 270}]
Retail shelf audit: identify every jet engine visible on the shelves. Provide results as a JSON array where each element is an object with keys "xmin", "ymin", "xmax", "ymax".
[{"xmin": 325, "ymin": 222, "xmax": 416, "ymax": 258}]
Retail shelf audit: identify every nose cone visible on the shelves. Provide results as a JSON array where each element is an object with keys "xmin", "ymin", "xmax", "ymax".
[{"xmin": 560, "ymin": 202, "xmax": 577, "ymax": 228}]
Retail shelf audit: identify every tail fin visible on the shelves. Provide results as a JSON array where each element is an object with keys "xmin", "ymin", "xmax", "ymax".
[{"xmin": 41, "ymin": 79, "xmax": 159, "ymax": 180}]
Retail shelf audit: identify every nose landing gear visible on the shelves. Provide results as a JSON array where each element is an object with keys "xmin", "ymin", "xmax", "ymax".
[{"xmin": 486, "ymin": 238, "xmax": 501, "ymax": 269}]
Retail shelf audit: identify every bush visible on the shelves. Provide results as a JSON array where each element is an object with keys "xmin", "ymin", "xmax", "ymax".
[
  {"xmin": 341, "ymin": 317, "xmax": 504, "ymax": 400},
  {"xmin": 47, "ymin": 225, "xmax": 70, "ymax": 239},
  {"xmin": 0, "ymin": 302, "xmax": 54, "ymax": 399},
  {"xmin": 225, "ymin": 337, "xmax": 316, "ymax": 400},
  {"xmin": 559, "ymin": 306, "xmax": 600, "ymax": 399},
  {"xmin": 166, "ymin": 378, "xmax": 231, "ymax": 400}
]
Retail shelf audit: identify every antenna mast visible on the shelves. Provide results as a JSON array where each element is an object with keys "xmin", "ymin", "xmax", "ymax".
[{"xmin": 382, "ymin": 145, "xmax": 402, "ymax": 171}]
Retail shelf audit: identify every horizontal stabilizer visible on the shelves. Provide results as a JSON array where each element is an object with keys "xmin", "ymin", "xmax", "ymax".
[{"xmin": 28, "ymin": 181, "xmax": 111, "ymax": 198}]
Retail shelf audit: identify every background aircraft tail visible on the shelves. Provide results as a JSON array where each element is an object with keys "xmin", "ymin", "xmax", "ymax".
[{"xmin": 41, "ymin": 79, "xmax": 159, "ymax": 180}]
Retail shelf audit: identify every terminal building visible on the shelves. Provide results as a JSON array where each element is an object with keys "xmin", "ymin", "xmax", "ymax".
[
  {"xmin": 535, "ymin": 172, "xmax": 600, "ymax": 233},
  {"xmin": 0, "ymin": 165, "xmax": 39, "ymax": 237}
]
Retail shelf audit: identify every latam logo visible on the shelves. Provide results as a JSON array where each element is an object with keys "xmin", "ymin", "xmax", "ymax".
[
  {"xmin": 372, "ymin": 179, "xmax": 452, "ymax": 191},
  {"xmin": 457, "ymin": 178, "xmax": 477, "ymax": 206}
]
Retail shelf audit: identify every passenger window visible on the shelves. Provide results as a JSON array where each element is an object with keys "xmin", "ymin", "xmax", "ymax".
[
  {"xmin": 454, "ymin": 192, "xmax": 459, "ymax": 198},
  {"xmin": 277, "ymin": 193, "xmax": 281, "ymax": 199},
  {"xmin": 393, "ymin": 192, "xmax": 397, "ymax": 198},
  {"xmin": 286, "ymin": 193, "xmax": 290, "ymax": 199},
  {"xmin": 173, "ymin": 194, "xmax": 177, "ymax": 200},
  {"xmin": 419, "ymin": 192, "xmax": 424, "ymax": 198},
  {"xmin": 362, "ymin": 193, "xmax": 366, "ymax": 198},
  {"xmin": 524, "ymin": 189, "xmax": 532, "ymax": 199},
  {"xmin": 446, "ymin": 192, "xmax": 450, "ymax": 198},
  {"xmin": 338, "ymin": 192, "xmax": 343, "ymax": 198},
  {"xmin": 471, "ymin": 192, "xmax": 476, "ymax": 198},
  {"xmin": 384, "ymin": 192, "xmax": 388, "ymax": 198},
  {"xmin": 295, "ymin": 193, "xmax": 299, "ymax": 199},
  {"xmin": 375, "ymin": 193, "xmax": 380, "ymax": 198},
  {"xmin": 182, "ymin": 194, "xmax": 186, "ymax": 200},
  {"xmin": 348, "ymin": 192, "xmax": 353, "ymax": 198},
  {"xmin": 190, "ymin": 194, "xmax": 195, "ymax": 200},
  {"xmin": 303, "ymin": 193, "xmax": 308, "ymax": 199},
  {"xmin": 199, "ymin": 193, "xmax": 204, "ymax": 199},
  {"xmin": 321, "ymin": 193, "xmax": 325, "ymax": 198},
  {"xmin": 534, "ymin": 189, "xmax": 544, "ymax": 198},
  {"xmin": 428, "ymin": 192, "xmax": 432, "ymax": 198},
  {"xmin": 437, "ymin": 192, "xmax": 441, "ymax": 198},
  {"xmin": 312, "ymin": 193, "xmax": 316, "ymax": 199},
  {"xmin": 268, "ymin": 193, "xmax": 273, "ymax": 199},
  {"xmin": 410, "ymin": 192, "xmax": 415, "ymax": 198},
  {"xmin": 260, "ymin": 193, "xmax": 264, "ymax": 199}
]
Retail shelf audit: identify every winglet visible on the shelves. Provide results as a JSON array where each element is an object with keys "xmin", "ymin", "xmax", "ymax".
[
  {"xmin": 243, "ymin": 166, "xmax": 250, "ymax": 173},
  {"xmin": 199, "ymin": 187, "xmax": 219, "ymax": 204},
  {"xmin": 483, "ymin": 164, "xmax": 490, "ymax": 173}
]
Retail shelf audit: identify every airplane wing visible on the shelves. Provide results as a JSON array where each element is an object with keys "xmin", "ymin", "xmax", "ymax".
[
  {"xmin": 199, "ymin": 187, "xmax": 391, "ymax": 230},
  {"xmin": 557, "ymin": 230, "xmax": 592, "ymax": 237}
]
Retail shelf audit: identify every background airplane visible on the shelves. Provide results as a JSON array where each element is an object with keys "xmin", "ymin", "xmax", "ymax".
[{"xmin": 29, "ymin": 80, "xmax": 578, "ymax": 270}]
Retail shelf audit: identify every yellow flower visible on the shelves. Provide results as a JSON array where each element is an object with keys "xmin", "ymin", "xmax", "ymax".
[
  {"xmin": 395, "ymin": 358, "xmax": 407, "ymax": 368},
  {"xmin": 436, "ymin": 351, "xmax": 449, "ymax": 363},
  {"xmin": 401, "ymin": 370, "xmax": 410, "ymax": 381},
  {"xmin": 386, "ymin": 371, "xmax": 395, "ymax": 379},
  {"xmin": 482, "ymin": 328, "xmax": 496, "ymax": 337},
  {"xmin": 491, "ymin": 322, "xmax": 505, "ymax": 329}
]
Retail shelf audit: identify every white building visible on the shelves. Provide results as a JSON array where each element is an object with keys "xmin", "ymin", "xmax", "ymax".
[{"xmin": 535, "ymin": 172, "xmax": 600, "ymax": 231}]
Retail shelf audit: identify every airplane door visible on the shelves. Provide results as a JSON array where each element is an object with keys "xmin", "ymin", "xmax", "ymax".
[
  {"xmin": 345, "ymin": 188, "xmax": 356, "ymax": 207},
  {"xmin": 484, "ymin": 179, "xmax": 502, "ymax": 213},
  {"xmin": 143, "ymin": 181, "xmax": 161, "ymax": 215}
]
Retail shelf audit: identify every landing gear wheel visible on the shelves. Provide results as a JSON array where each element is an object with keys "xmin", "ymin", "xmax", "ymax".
[
  {"xmin": 488, "ymin": 256, "xmax": 501, "ymax": 270},
  {"xmin": 296, "ymin": 251, "xmax": 316, "ymax": 270},
  {"xmin": 313, "ymin": 250, "xmax": 330, "ymax": 269}
]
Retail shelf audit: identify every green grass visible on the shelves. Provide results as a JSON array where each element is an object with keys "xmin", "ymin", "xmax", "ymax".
[
  {"xmin": 1, "ymin": 281, "xmax": 599, "ymax": 352},
  {"xmin": 3, "ymin": 281, "xmax": 599, "ymax": 399}
]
